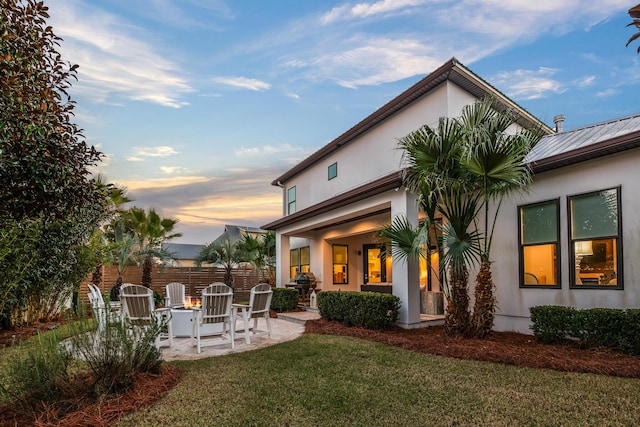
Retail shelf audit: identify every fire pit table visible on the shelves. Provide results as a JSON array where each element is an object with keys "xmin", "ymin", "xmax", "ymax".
[{"xmin": 170, "ymin": 306, "xmax": 223, "ymax": 338}]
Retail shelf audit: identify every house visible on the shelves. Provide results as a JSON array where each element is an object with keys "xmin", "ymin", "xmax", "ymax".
[
  {"xmin": 263, "ymin": 58, "xmax": 551, "ymax": 329},
  {"xmin": 211, "ymin": 225, "xmax": 267, "ymax": 245},
  {"xmin": 262, "ymin": 57, "xmax": 640, "ymax": 333},
  {"xmin": 490, "ymin": 113, "xmax": 640, "ymax": 333},
  {"xmin": 162, "ymin": 243, "xmax": 205, "ymax": 267}
]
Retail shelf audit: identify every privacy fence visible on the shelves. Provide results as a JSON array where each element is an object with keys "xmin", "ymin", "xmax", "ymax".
[{"xmin": 81, "ymin": 265, "xmax": 269, "ymax": 304}]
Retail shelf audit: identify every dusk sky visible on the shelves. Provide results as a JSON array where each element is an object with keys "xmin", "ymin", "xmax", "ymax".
[{"xmin": 48, "ymin": 1, "xmax": 639, "ymax": 244}]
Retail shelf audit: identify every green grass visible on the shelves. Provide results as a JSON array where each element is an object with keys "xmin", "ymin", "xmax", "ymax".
[{"xmin": 113, "ymin": 334, "xmax": 640, "ymax": 427}]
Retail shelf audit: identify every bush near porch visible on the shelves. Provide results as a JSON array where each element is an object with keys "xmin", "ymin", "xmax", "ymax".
[
  {"xmin": 530, "ymin": 305, "xmax": 640, "ymax": 354},
  {"xmin": 270, "ymin": 288, "xmax": 299, "ymax": 312},
  {"xmin": 318, "ymin": 291, "xmax": 400, "ymax": 329}
]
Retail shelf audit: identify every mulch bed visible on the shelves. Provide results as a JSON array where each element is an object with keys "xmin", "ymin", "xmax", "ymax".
[{"xmin": 1, "ymin": 317, "xmax": 639, "ymax": 426}]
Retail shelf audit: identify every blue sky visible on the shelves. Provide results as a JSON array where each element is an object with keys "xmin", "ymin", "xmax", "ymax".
[{"xmin": 48, "ymin": 0, "xmax": 639, "ymax": 244}]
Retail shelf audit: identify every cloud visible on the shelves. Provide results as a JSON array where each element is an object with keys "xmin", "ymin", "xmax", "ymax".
[
  {"xmin": 50, "ymin": 1, "xmax": 193, "ymax": 108},
  {"xmin": 596, "ymin": 88, "xmax": 618, "ymax": 97},
  {"xmin": 160, "ymin": 166, "xmax": 188, "ymax": 174},
  {"xmin": 212, "ymin": 76, "xmax": 272, "ymax": 91},
  {"xmin": 576, "ymin": 76, "xmax": 596, "ymax": 88},
  {"xmin": 321, "ymin": 0, "xmax": 425, "ymax": 24},
  {"xmin": 491, "ymin": 67, "xmax": 565, "ymax": 100},
  {"xmin": 126, "ymin": 156, "xmax": 145, "ymax": 162},
  {"xmin": 132, "ymin": 146, "xmax": 180, "ymax": 157},
  {"xmin": 234, "ymin": 144, "xmax": 303, "ymax": 157}
]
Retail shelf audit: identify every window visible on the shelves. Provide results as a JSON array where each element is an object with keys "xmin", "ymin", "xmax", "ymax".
[
  {"xmin": 518, "ymin": 199, "xmax": 560, "ymax": 287},
  {"xmin": 568, "ymin": 187, "xmax": 621, "ymax": 288},
  {"xmin": 287, "ymin": 186, "xmax": 296, "ymax": 215},
  {"xmin": 332, "ymin": 244, "xmax": 348, "ymax": 284},
  {"xmin": 328, "ymin": 162, "xmax": 337, "ymax": 180},
  {"xmin": 289, "ymin": 246, "xmax": 310, "ymax": 280}
]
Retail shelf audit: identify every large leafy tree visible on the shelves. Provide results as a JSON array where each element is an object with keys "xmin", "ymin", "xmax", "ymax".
[
  {"xmin": 1, "ymin": 0, "xmax": 102, "ymax": 221},
  {"xmin": 0, "ymin": 1, "xmax": 109, "ymax": 327},
  {"xmin": 124, "ymin": 207, "xmax": 181, "ymax": 288},
  {"xmin": 380, "ymin": 97, "xmax": 542, "ymax": 337}
]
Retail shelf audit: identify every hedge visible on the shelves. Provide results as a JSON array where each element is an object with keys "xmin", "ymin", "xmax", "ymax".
[
  {"xmin": 530, "ymin": 305, "xmax": 640, "ymax": 355},
  {"xmin": 317, "ymin": 291, "xmax": 400, "ymax": 330},
  {"xmin": 270, "ymin": 288, "xmax": 299, "ymax": 312}
]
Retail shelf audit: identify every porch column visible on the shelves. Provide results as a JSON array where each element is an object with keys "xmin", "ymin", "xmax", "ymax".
[
  {"xmin": 276, "ymin": 232, "xmax": 290, "ymax": 288},
  {"xmin": 391, "ymin": 190, "xmax": 421, "ymax": 328}
]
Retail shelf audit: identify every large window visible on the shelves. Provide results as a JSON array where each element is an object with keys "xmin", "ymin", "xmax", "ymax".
[
  {"xmin": 332, "ymin": 244, "xmax": 348, "ymax": 284},
  {"xmin": 568, "ymin": 187, "xmax": 621, "ymax": 289},
  {"xmin": 287, "ymin": 186, "xmax": 296, "ymax": 215},
  {"xmin": 518, "ymin": 199, "xmax": 560, "ymax": 288},
  {"xmin": 289, "ymin": 247, "xmax": 310, "ymax": 279}
]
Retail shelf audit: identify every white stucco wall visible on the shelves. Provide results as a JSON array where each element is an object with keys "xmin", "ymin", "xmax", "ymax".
[
  {"xmin": 284, "ymin": 82, "xmax": 477, "ymax": 211},
  {"xmin": 491, "ymin": 149, "xmax": 640, "ymax": 334}
]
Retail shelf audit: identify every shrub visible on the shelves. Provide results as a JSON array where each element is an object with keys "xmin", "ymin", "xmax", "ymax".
[
  {"xmin": 530, "ymin": 305, "xmax": 640, "ymax": 355},
  {"xmin": 68, "ymin": 308, "xmax": 164, "ymax": 394},
  {"xmin": 529, "ymin": 305, "xmax": 576, "ymax": 344},
  {"xmin": 318, "ymin": 291, "xmax": 400, "ymax": 330},
  {"xmin": 271, "ymin": 288, "xmax": 299, "ymax": 312},
  {"xmin": 0, "ymin": 329, "xmax": 74, "ymax": 410}
]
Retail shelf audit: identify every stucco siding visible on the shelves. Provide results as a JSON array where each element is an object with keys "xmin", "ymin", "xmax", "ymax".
[{"xmin": 491, "ymin": 148, "xmax": 640, "ymax": 333}]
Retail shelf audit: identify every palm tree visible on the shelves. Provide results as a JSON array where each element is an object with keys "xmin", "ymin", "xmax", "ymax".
[
  {"xmin": 106, "ymin": 218, "xmax": 138, "ymax": 300},
  {"xmin": 381, "ymin": 97, "xmax": 541, "ymax": 337},
  {"xmin": 238, "ymin": 231, "xmax": 276, "ymax": 284},
  {"xmin": 386, "ymin": 114, "xmax": 483, "ymax": 336},
  {"xmin": 458, "ymin": 99, "xmax": 543, "ymax": 337},
  {"xmin": 627, "ymin": 4, "xmax": 640, "ymax": 53},
  {"xmin": 196, "ymin": 239, "xmax": 244, "ymax": 290},
  {"xmin": 125, "ymin": 207, "xmax": 182, "ymax": 288}
]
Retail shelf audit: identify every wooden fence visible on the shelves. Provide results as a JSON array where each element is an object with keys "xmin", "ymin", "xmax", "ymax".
[{"xmin": 81, "ymin": 265, "xmax": 268, "ymax": 304}]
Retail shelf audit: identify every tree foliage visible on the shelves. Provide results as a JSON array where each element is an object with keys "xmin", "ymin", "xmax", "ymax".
[
  {"xmin": 0, "ymin": 0, "xmax": 110, "ymax": 328},
  {"xmin": 627, "ymin": 4, "xmax": 640, "ymax": 54},
  {"xmin": 1, "ymin": 0, "xmax": 102, "ymax": 221}
]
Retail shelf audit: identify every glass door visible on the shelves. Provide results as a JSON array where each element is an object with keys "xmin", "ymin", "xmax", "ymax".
[{"xmin": 363, "ymin": 244, "xmax": 386, "ymax": 283}]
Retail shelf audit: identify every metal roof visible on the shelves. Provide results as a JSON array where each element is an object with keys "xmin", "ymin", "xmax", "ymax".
[{"xmin": 526, "ymin": 113, "xmax": 640, "ymax": 168}]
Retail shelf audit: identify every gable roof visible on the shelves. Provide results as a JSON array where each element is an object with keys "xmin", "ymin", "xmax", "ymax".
[
  {"xmin": 162, "ymin": 243, "xmax": 205, "ymax": 260},
  {"xmin": 211, "ymin": 224, "xmax": 266, "ymax": 245},
  {"xmin": 271, "ymin": 57, "xmax": 552, "ymax": 186},
  {"xmin": 528, "ymin": 113, "xmax": 640, "ymax": 173}
]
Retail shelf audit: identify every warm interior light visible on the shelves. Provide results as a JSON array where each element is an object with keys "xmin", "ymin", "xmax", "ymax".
[{"xmin": 575, "ymin": 241, "xmax": 593, "ymax": 257}]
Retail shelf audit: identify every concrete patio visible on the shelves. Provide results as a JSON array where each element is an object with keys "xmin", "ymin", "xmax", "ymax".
[{"xmin": 160, "ymin": 310, "xmax": 321, "ymax": 361}]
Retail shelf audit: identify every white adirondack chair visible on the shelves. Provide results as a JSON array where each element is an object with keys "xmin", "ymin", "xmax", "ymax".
[
  {"xmin": 120, "ymin": 284, "xmax": 173, "ymax": 349},
  {"xmin": 234, "ymin": 283, "xmax": 273, "ymax": 345},
  {"xmin": 191, "ymin": 283, "xmax": 234, "ymax": 353},
  {"xmin": 165, "ymin": 282, "xmax": 186, "ymax": 307}
]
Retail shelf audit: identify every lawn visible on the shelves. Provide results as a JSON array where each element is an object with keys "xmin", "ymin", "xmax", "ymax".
[{"xmin": 114, "ymin": 334, "xmax": 640, "ymax": 427}]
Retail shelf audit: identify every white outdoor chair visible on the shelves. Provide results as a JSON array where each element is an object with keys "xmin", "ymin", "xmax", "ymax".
[
  {"xmin": 191, "ymin": 283, "xmax": 234, "ymax": 353},
  {"xmin": 87, "ymin": 283, "xmax": 107, "ymax": 334},
  {"xmin": 234, "ymin": 283, "xmax": 273, "ymax": 345},
  {"xmin": 120, "ymin": 284, "xmax": 173, "ymax": 349},
  {"xmin": 165, "ymin": 282, "xmax": 186, "ymax": 307}
]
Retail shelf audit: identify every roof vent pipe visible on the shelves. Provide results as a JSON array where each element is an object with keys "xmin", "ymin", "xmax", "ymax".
[{"xmin": 553, "ymin": 114, "xmax": 565, "ymax": 133}]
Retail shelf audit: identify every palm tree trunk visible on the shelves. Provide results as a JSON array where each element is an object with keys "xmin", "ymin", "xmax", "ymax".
[
  {"xmin": 472, "ymin": 259, "xmax": 495, "ymax": 338},
  {"xmin": 445, "ymin": 267, "xmax": 471, "ymax": 336},
  {"xmin": 141, "ymin": 256, "xmax": 153, "ymax": 288}
]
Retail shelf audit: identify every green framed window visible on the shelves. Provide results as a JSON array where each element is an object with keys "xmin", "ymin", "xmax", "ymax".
[
  {"xmin": 287, "ymin": 186, "xmax": 296, "ymax": 215},
  {"xmin": 568, "ymin": 187, "xmax": 621, "ymax": 289},
  {"xmin": 328, "ymin": 162, "xmax": 337, "ymax": 180},
  {"xmin": 519, "ymin": 199, "xmax": 561, "ymax": 287},
  {"xmin": 332, "ymin": 244, "xmax": 348, "ymax": 284}
]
